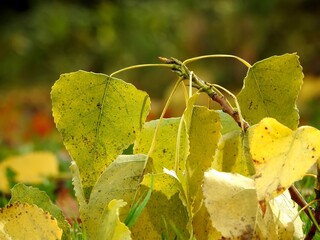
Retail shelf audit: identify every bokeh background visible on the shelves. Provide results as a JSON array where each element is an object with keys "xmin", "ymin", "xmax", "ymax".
[{"xmin": 0, "ymin": 0, "xmax": 320, "ymax": 226}]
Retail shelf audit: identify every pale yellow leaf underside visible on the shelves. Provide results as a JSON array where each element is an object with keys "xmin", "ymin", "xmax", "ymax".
[{"xmin": 203, "ymin": 169, "xmax": 257, "ymax": 239}]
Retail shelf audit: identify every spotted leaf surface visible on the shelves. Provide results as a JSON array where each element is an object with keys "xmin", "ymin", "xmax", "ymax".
[
  {"xmin": 9, "ymin": 183, "xmax": 70, "ymax": 240},
  {"xmin": 51, "ymin": 71, "xmax": 150, "ymax": 200},
  {"xmin": 238, "ymin": 53, "xmax": 303, "ymax": 130},
  {"xmin": 249, "ymin": 117, "xmax": 320, "ymax": 201},
  {"xmin": 0, "ymin": 202, "xmax": 62, "ymax": 240}
]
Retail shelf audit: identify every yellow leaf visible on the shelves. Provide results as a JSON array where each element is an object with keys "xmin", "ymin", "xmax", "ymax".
[
  {"xmin": 0, "ymin": 202, "xmax": 62, "ymax": 239},
  {"xmin": 192, "ymin": 204, "xmax": 222, "ymax": 240},
  {"xmin": 9, "ymin": 183, "xmax": 70, "ymax": 240},
  {"xmin": 249, "ymin": 118, "xmax": 320, "ymax": 201},
  {"xmin": 0, "ymin": 152, "xmax": 59, "ymax": 193},
  {"xmin": 98, "ymin": 199, "xmax": 131, "ymax": 240}
]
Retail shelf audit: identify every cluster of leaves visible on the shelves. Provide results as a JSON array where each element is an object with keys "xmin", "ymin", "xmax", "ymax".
[{"xmin": 1, "ymin": 53, "xmax": 320, "ymax": 239}]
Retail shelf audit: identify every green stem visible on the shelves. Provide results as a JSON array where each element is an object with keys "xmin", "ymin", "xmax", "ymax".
[
  {"xmin": 141, "ymin": 77, "xmax": 184, "ymax": 175},
  {"xmin": 110, "ymin": 63, "xmax": 173, "ymax": 78},
  {"xmin": 182, "ymin": 54, "xmax": 252, "ymax": 68}
]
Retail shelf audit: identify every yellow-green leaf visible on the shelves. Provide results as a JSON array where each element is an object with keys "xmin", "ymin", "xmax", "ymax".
[
  {"xmin": 218, "ymin": 110, "xmax": 240, "ymax": 135},
  {"xmin": 249, "ymin": 117, "xmax": 320, "ymax": 201},
  {"xmin": 70, "ymin": 161, "xmax": 87, "ymax": 217},
  {"xmin": 131, "ymin": 185, "xmax": 189, "ymax": 239},
  {"xmin": 0, "ymin": 202, "xmax": 62, "ymax": 240},
  {"xmin": 9, "ymin": 183, "xmax": 70, "ymax": 240},
  {"xmin": 134, "ymin": 117, "xmax": 188, "ymax": 174},
  {"xmin": 238, "ymin": 53, "xmax": 303, "ymax": 130},
  {"xmin": 203, "ymin": 169, "xmax": 257, "ymax": 239},
  {"xmin": 82, "ymin": 154, "xmax": 146, "ymax": 238},
  {"xmin": 184, "ymin": 106, "xmax": 221, "ymax": 209},
  {"xmin": 212, "ymin": 130, "xmax": 254, "ymax": 176},
  {"xmin": 141, "ymin": 172, "xmax": 181, "ymax": 201},
  {"xmin": 0, "ymin": 151, "xmax": 59, "ymax": 193},
  {"xmin": 51, "ymin": 71, "xmax": 150, "ymax": 199},
  {"xmin": 192, "ymin": 204, "xmax": 221, "ymax": 240}
]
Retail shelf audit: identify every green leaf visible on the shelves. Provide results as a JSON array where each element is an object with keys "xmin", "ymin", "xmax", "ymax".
[
  {"xmin": 98, "ymin": 199, "xmax": 131, "ymax": 240},
  {"xmin": 237, "ymin": 53, "xmax": 303, "ymax": 130},
  {"xmin": 218, "ymin": 110, "xmax": 240, "ymax": 135},
  {"xmin": 134, "ymin": 117, "xmax": 188, "ymax": 175},
  {"xmin": 82, "ymin": 154, "xmax": 146, "ymax": 238},
  {"xmin": 248, "ymin": 117, "xmax": 320, "ymax": 201},
  {"xmin": 9, "ymin": 183, "xmax": 70, "ymax": 240},
  {"xmin": 212, "ymin": 130, "xmax": 254, "ymax": 176},
  {"xmin": 51, "ymin": 70, "xmax": 150, "ymax": 199}
]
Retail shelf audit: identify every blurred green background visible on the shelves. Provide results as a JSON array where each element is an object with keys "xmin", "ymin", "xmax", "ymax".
[
  {"xmin": 1, "ymin": 0, "xmax": 320, "ymax": 89},
  {"xmin": 0, "ymin": 0, "xmax": 320, "ymax": 145}
]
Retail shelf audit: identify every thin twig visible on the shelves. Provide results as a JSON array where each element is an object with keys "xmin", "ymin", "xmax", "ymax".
[
  {"xmin": 159, "ymin": 57, "xmax": 249, "ymax": 130},
  {"xmin": 289, "ymin": 185, "xmax": 314, "ymax": 220}
]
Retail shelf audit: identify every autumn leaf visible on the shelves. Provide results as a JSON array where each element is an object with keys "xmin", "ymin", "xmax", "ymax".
[
  {"xmin": 132, "ymin": 175, "xmax": 189, "ymax": 239},
  {"xmin": 238, "ymin": 53, "xmax": 303, "ymax": 130},
  {"xmin": 212, "ymin": 130, "xmax": 254, "ymax": 176},
  {"xmin": 9, "ymin": 183, "xmax": 70, "ymax": 240},
  {"xmin": 249, "ymin": 117, "xmax": 320, "ymax": 201},
  {"xmin": 82, "ymin": 154, "xmax": 146, "ymax": 238},
  {"xmin": 97, "ymin": 199, "xmax": 131, "ymax": 240},
  {"xmin": 203, "ymin": 169, "xmax": 304, "ymax": 239},
  {"xmin": 256, "ymin": 191, "xmax": 304, "ymax": 239},
  {"xmin": 203, "ymin": 169, "xmax": 257, "ymax": 239},
  {"xmin": 134, "ymin": 117, "xmax": 188, "ymax": 175},
  {"xmin": 0, "ymin": 202, "xmax": 62, "ymax": 240},
  {"xmin": 51, "ymin": 71, "xmax": 150, "ymax": 200}
]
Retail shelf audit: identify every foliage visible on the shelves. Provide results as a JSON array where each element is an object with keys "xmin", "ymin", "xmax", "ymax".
[{"xmin": 1, "ymin": 53, "xmax": 320, "ymax": 239}]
